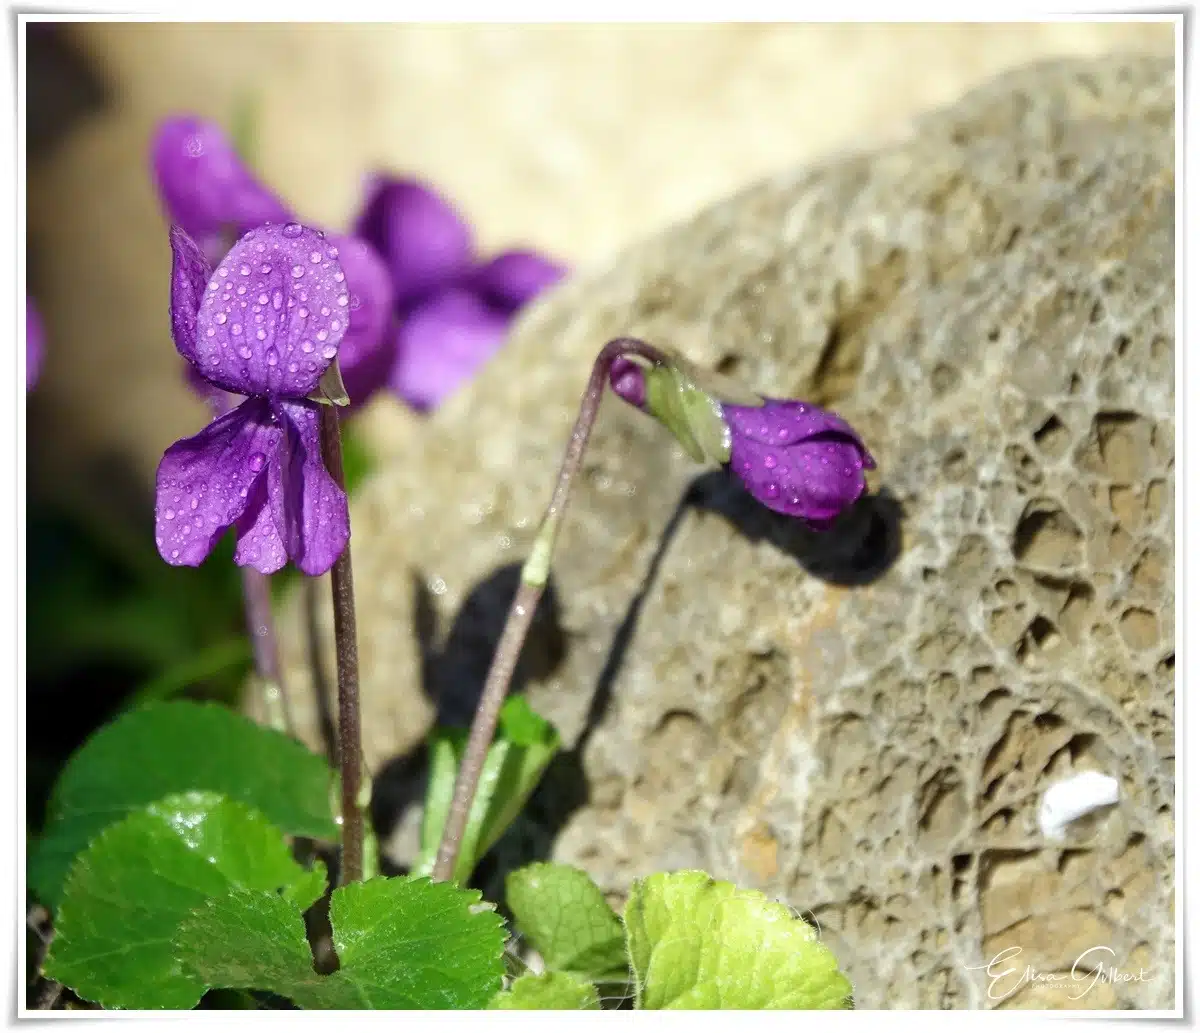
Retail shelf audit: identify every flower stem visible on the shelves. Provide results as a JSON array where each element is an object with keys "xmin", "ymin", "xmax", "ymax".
[
  {"xmin": 240, "ymin": 568, "xmax": 293, "ymax": 736},
  {"xmin": 319, "ymin": 404, "xmax": 365, "ymax": 886},
  {"xmin": 431, "ymin": 337, "xmax": 667, "ymax": 883}
]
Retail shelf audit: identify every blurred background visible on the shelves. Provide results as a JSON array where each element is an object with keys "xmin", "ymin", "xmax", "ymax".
[{"xmin": 25, "ymin": 21, "xmax": 1172, "ymax": 827}]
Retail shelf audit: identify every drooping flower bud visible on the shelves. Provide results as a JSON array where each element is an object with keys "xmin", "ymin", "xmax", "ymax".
[{"xmin": 609, "ymin": 351, "xmax": 875, "ymax": 528}]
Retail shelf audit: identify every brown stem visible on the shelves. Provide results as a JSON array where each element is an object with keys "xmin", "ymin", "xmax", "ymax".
[
  {"xmin": 431, "ymin": 337, "xmax": 667, "ymax": 883},
  {"xmin": 319, "ymin": 404, "xmax": 365, "ymax": 885}
]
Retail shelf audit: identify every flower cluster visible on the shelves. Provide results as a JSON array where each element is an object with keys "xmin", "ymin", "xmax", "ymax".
[
  {"xmin": 151, "ymin": 116, "xmax": 565, "ymax": 412},
  {"xmin": 155, "ymin": 222, "xmax": 351, "ymax": 576}
]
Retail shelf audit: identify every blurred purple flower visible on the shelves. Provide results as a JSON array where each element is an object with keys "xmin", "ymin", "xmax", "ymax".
[
  {"xmin": 27, "ymin": 297, "xmax": 44, "ymax": 391},
  {"xmin": 156, "ymin": 223, "xmax": 351, "ymax": 576},
  {"xmin": 389, "ymin": 288, "xmax": 509, "ymax": 412},
  {"xmin": 354, "ymin": 177, "xmax": 475, "ymax": 306},
  {"xmin": 327, "ymin": 234, "xmax": 396, "ymax": 409},
  {"xmin": 151, "ymin": 116, "xmax": 293, "ymax": 263},
  {"xmin": 471, "ymin": 250, "xmax": 567, "ymax": 314}
]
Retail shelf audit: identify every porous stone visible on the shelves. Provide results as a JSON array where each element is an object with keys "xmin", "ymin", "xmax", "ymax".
[{"xmin": 268, "ymin": 56, "xmax": 1175, "ymax": 1009}]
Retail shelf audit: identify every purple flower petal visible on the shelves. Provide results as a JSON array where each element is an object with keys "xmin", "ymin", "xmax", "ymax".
[
  {"xmin": 169, "ymin": 226, "xmax": 213, "ymax": 369},
  {"xmin": 353, "ymin": 177, "xmax": 474, "ymax": 305},
  {"xmin": 389, "ymin": 288, "xmax": 509, "ymax": 411},
  {"xmin": 151, "ymin": 116, "xmax": 292, "ymax": 255},
  {"xmin": 192, "ymin": 223, "xmax": 351, "ymax": 398},
  {"xmin": 327, "ymin": 234, "xmax": 395, "ymax": 407},
  {"xmin": 471, "ymin": 249, "xmax": 567, "ymax": 313},
  {"xmin": 609, "ymin": 356, "xmax": 647, "ymax": 410},
  {"xmin": 232, "ymin": 468, "xmax": 288, "ymax": 573},
  {"xmin": 274, "ymin": 400, "xmax": 349, "ymax": 576},
  {"xmin": 27, "ymin": 297, "xmax": 44, "ymax": 391},
  {"xmin": 182, "ymin": 358, "xmax": 235, "ymax": 416},
  {"xmin": 724, "ymin": 400, "xmax": 875, "ymax": 525},
  {"xmin": 154, "ymin": 396, "xmax": 284, "ymax": 569}
]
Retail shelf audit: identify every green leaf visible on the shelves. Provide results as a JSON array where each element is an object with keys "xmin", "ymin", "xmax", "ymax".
[
  {"xmin": 623, "ymin": 870, "xmax": 853, "ymax": 1010},
  {"xmin": 414, "ymin": 695, "xmax": 561, "ymax": 884},
  {"xmin": 125, "ymin": 637, "xmax": 253, "ymax": 709},
  {"xmin": 44, "ymin": 792, "xmax": 327, "ymax": 1010},
  {"xmin": 506, "ymin": 863, "xmax": 628, "ymax": 984},
  {"xmin": 489, "ymin": 971, "xmax": 601, "ymax": 1010},
  {"xmin": 174, "ymin": 876, "xmax": 506, "ymax": 1009},
  {"xmin": 30, "ymin": 701, "xmax": 338, "ymax": 909}
]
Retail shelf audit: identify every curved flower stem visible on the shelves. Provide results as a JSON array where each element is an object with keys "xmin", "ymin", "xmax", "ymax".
[
  {"xmin": 319, "ymin": 404, "xmax": 365, "ymax": 885},
  {"xmin": 431, "ymin": 337, "xmax": 667, "ymax": 882}
]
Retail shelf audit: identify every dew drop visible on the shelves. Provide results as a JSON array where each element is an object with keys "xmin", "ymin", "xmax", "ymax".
[
  {"xmin": 282, "ymin": 222, "xmax": 304, "ymax": 238},
  {"xmin": 330, "ymin": 320, "xmax": 341, "ymax": 332},
  {"xmin": 218, "ymin": 267, "xmax": 229, "ymax": 278},
  {"xmin": 763, "ymin": 453, "xmax": 778, "ymax": 469},
  {"xmin": 336, "ymin": 294, "xmax": 349, "ymax": 306},
  {"xmin": 256, "ymin": 328, "xmax": 266, "ymax": 340},
  {"xmin": 205, "ymin": 327, "xmax": 216, "ymax": 337},
  {"xmin": 321, "ymin": 345, "xmax": 338, "ymax": 359},
  {"xmin": 333, "ymin": 270, "xmax": 345, "ymax": 282},
  {"xmin": 763, "ymin": 482, "xmax": 780, "ymax": 499},
  {"xmin": 190, "ymin": 498, "xmax": 198, "ymax": 509},
  {"xmin": 238, "ymin": 345, "xmax": 253, "ymax": 359},
  {"xmin": 301, "ymin": 340, "xmax": 315, "ymax": 353},
  {"xmin": 214, "ymin": 312, "xmax": 227, "ymax": 325},
  {"xmin": 239, "ymin": 264, "xmax": 251, "ymax": 276},
  {"xmin": 291, "ymin": 265, "xmax": 305, "ymax": 278},
  {"xmin": 164, "ymin": 509, "xmax": 176, "ymax": 520},
  {"xmin": 288, "ymin": 362, "xmax": 299, "ymax": 373},
  {"xmin": 208, "ymin": 280, "xmax": 220, "ymax": 292},
  {"xmin": 231, "ymin": 323, "xmax": 243, "ymax": 336},
  {"xmin": 320, "ymin": 306, "xmax": 330, "ymax": 316},
  {"xmin": 239, "ymin": 486, "xmax": 249, "ymax": 498},
  {"xmin": 298, "ymin": 307, "xmax": 309, "ymax": 319},
  {"xmin": 266, "ymin": 347, "xmax": 279, "ymax": 366},
  {"xmin": 272, "ymin": 291, "xmax": 284, "ymax": 311},
  {"xmin": 316, "ymin": 329, "xmax": 329, "ymax": 341},
  {"xmin": 258, "ymin": 293, "xmax": 269, "ymax": 305},
  {"xmin": 328, "ymin": 245, "xmax": 339, "ymax": 258},
  {"xmin": 192, "ymin": 516, "xmax": 203, "ymax": 527},
  {"xmin": 248, "ymin": 452, "xmax": 266, "ymax": 472},
  {"xmin": 310, "ymin": 251, "xmax": 322, "ymax": 263},
  {"xmin": 261, "ymin": 263, "xmax": 273, "ymax": 274}
]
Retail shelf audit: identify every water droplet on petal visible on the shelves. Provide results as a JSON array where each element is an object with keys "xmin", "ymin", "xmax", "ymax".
[
  {"xmin": 763, "ymin": 482, "xmax": 780, "ymax": 499},
  {"xmin": 218, "ymin": 267, "xmax": 229, "ymax": 277},
  {"xmin": 320, "ymin": 306, "xmax": 330, "ymax": 316},
  {"xmin": 205, "ymin": 327, "xmax": 216, "ymax": 337},
  {"xmin": 298, "ymin": 307, "xmax": 309, "ymax": 319},
  {"xmin": 310, "ymin": 251, "xmax": 322, "ymax": 263},
  {"xmin": 261, "ymin": 263, "xmax": 273, "ymax": 274},
  {"xmin": 164, "ymin": 509, "xmax": 176, "ymax": 520},
  {"xmin": 301, "ymin": 340, "xmax": 314, "ymax": 353},
  {"xmin": 291, "ymin": 265, "xmax": 305, "ymax": 278},
  {"xmin": 239, "ymin": 486, "xmax": 249, "ymax": 498},
  {"xmin": 272, "ymin": 291, "xmax": 283, "ymax": 310},
  {"xmin": 214, "ymin": 312, "xmax": 227, "ymax": 325},
  {"xmin": 239, "ymin": 264, "xmax": 251, "ymax": 276},
  {"xmin": 256, "ymin": 328, "xmax": 266, "ymax": 340},
  {"xmin": 258, "ymin": 293, "xmax": 269, "ymax": 305},
  {"xmin": 316, "ymin": 329, "xmax": 329, "ymax": 341},
  {"xmin": 231, "ymin": 323, "xmax": 243, "ymax": 336},
  {"xmin": 333, "ymin": 270, "xmax": 345, "ymax": 282},
  {"xmin": 238, "ymin": 345, "xmax": 253, "ymax": 359},
  {"xmin": 248, "ymin": 452, "xmax": 266, "ymax": 472},
  {"xmin": 282, "ymin": 222, "xmax": 304, "ymax": 238},
  {"xmin": 266, "ymin": 347, "xmax": 279, "ymax": 366},
  {"xmin": 321, "ymin": 345, "xmax": 337, "ymax": 359},
  {"xmin": 208, "ymin": 280, "xmax": 219, "ymax": 292},
  {"xmin": 336, "ymin": 295, "xmax": 348, "ymax": 306},
  {"xmin": 764, "ymin": 453, "xmax": 778, "ymax": 469},
  {"xmin": 330, "ymin": 320, "xmax": 341, "ymax": 332}
]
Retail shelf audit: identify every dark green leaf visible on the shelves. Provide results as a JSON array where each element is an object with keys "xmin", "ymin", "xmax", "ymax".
[
  {"xmin": 44, "ymin": 792, "xmax": 327, "ymax": 1009},
  {"xmin": 30, "ymin": 701, "xmax": 337, "ymax": 909},
  {"xmin": 174, "ymin": 876, "xmax": 506, "ymax": 1009}
]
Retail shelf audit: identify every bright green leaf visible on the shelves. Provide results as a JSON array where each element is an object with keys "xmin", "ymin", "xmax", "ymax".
[
  {"xmin": 489, "ymin": 971, "xmax": 601, "ymax": 1010},
  {"xmin": 174, "ymin": 876, "xmax": 506, "ymax": 1009},
  {"xmin": 30, "ymin": 701, "xmax": 338, "ymax": 909},
  {"xmin": 506, "ymin": 863, "xmax": 628, "ymax": 984},
  {"xmin": 415, "ymin": 695, "xmax": 560, "ymax": 884},
  {"xmin": 44, "ymin": 792, "xmax": 327, "ymax": 1010},
  {"xmin": 623, "ymin": 870, "xmax": 853, "ymax": 1010}
]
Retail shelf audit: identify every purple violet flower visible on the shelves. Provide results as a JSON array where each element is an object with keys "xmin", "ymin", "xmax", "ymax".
[
  {"xmin": 353, "ymin": 177, "xmax": 475, "ymax": 306},
  {"xmin": 327, "ymin": 234, "xmax": 396, "ymax": 409},
  {"xmin": 155, "ymin": 222, "xmax": 351, "ymax": 576},
  {"xmin": 609, "ymin": 356, "xmax": 875, "ymax": 528},
  {"xmin": 151, "ymin": 115, "xmax": 293, "ymax": 263},
  {"xmin": 389, "ymin": 288, "xmax": 510, "ymax": 412},
  {"xmin": 27, "ymin": 297, "xmax": 44, "ymax": 391}
]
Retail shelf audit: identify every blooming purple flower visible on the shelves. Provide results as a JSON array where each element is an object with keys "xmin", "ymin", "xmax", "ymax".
[
  {"xmin": 27, "ymin": 297, "xmax": 44, "ymax": 391},
  {"xmin": 354, "ymin": 177, "xmax": 475, "ymax": 306},
  {"xmin": 609, "ymin": 356, "xmax": 875, "ymax": 528},
  {"xmin": 156, "ymin": 222, "xmax": 351, "ymax": 576},
  {"xmin": 151, "ymin": 116, "xmax": 292, "ymax": 263},
  {"xmin": 389, "ymin": 288, "xmax": 510, "ymax": 412}
]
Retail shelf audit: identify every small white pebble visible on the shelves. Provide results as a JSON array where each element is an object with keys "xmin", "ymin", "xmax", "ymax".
[{"xmin": 1038, "ymin": 771, "xmax": 1120, "ymax": 840}]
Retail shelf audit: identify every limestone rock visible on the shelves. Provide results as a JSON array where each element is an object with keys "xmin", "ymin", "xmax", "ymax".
[{"xmin": 269, "ymin": 56, "xmax": 1174, "ymax": 1009}]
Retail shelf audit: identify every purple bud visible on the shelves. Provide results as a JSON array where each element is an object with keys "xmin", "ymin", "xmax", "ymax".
[
  {"xmin": 151, "ymin": 116, "xmax": 292, "ymax": 257},
  {"xmin": 722, "ymin": 400, "xmax": 876, "ymax": 527},
  {"xmin": 353, "ymin": 176, "xmax": 474, "ymax": 306},
  {"xmin": 609, "ymin": 356, "xmax": 647, "ymax": 410},
  {"xmin": 27, "ymin": 297, "xmax": 44, "ymax": 391},
  {"xmin": 471, "ymin": 249, "xmax": 567, "ymax": 313},
  {"xmin": 389, "ymin": 287, "xmax": 509, "ymax": 412}
]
